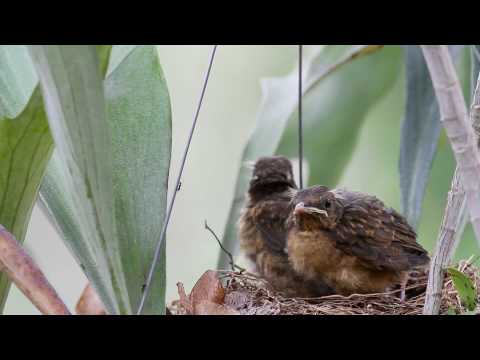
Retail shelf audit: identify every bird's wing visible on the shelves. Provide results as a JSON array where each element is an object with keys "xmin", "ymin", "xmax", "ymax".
[
  {"xmin": 332, "ymin": 194, "xmax": 429, "ymax": 272},
  {"xmin": 251, "ymin": 199, "xmax": 291, "ymax": 256}
]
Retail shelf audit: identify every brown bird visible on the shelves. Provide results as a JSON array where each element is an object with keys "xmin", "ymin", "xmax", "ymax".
[
  {"xmin": 238, "ymin": 156, "xmax": 333, "ymax": 297},
  {"xmin": 286, "ymin": 185, "xmax": 430, "ymax": 300}
]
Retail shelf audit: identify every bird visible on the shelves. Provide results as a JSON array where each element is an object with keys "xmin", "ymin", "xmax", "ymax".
[
  {"xmin": 238, "ymin": 156, "xmax": 333, "ymax": 298},
  {"xmin": 286, "ymin": 185, "xmax": 430, "ymax": 300}
]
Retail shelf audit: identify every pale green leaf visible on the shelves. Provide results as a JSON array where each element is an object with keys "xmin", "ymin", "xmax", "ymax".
[
  {"xmin": 277, "ymin": 46, "xmax": 402, "ymax": 187},
  {"xmin": 37, "ymin": 45, "xmax": 171, "ymax": 314},
  {"xmin": 29, "ymin": 45, "xmax": 130, "ymax": 314},
  {"xmin": 0, "ymin": 87, "xmax": 54, "ymax": 312},
  {"xmin": 0, "ymin": 46, "xmax": 37, "ymax": 118},
  {"xmin": 105, "ymin": 45, "xmax": 171, "ymax": 314},
  {"xmin": 399, "ymin": 45, "xmax": 464, "ymax": 229}
]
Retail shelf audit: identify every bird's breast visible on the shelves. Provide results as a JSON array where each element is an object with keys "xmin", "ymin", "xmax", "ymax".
[{"xmin": 287, "ymin": 230, "xmax": 346, "ymax": 281}]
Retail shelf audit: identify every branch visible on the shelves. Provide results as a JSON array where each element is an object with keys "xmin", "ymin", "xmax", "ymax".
[
  {"xmin": 421, "ymin": 45, "xmax": 480, "ymax": 314},
  {"xmin": 204, "ymin": 221, "xmax": 245, "ymax": 273},
  {"xmin": 0, "ymin": 224, "xmax": 70, "ymax": 315}
]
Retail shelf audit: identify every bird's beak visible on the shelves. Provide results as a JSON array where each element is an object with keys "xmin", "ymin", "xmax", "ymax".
[
  {"xmin": 294, "ymin": 203, "xmax": 328, "ymax": 217},
  {"xmin": 294, "ymin": 202, "xmax": 306, "ymax": 215}
]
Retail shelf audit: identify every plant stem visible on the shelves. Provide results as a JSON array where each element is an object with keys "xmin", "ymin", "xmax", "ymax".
[
  {"xmin": 0, "ymin": 225, "xmax": 70, "ymax": 315},
  {"xmin": 422, "ymin": 45, "xmax": 480, "ymax": 314},
  {"xmin": 298, "ymin": 45, "xmax": 304, "ymax": 189}
]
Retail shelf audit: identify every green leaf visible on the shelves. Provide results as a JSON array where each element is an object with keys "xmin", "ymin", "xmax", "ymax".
[
  {"xmin": 107, "ymin": 45, "xmax": 138, "ymax": 76},
  {"xmin": 95, "ymin": 45, "xmax": 112, "ymax": 77},
  {"xmin": 446, "ymin": 307, "xmax": 457, "ymax": 315},
  {"xmin": 29, "ymin": 45, "xmax": 130, "ymax": 314},
  {"xmin": 277, "ymin": 46, "xmax": 402, "ymax": 187},
  {"xmin": 36, "ymin": 45, "xmax": 171, "ymax": 314},
  {"xmin": 0, "ymin": 45, "xmax": 54, "ymax": 312},
  {"xmin": 447, "ymin": 267, "xmax": 477, "ymax": 312},
  {"xmin": 0, "ymin": 46, "xmax": 37, "ymax": 118},
  {"xmin": 218, "ymin": 45, "xmax": 402, "ymax": 269},
  {"xmin": 105, "ymin": 45, "xmax": 171, "ymax": 314},
  {"xmin": 0, "ymin": 87, "xmax": 54, "ymax": 312},
  {"xmin": 399, "ymin": 46, "xmax": 464, "ymax": 230}
]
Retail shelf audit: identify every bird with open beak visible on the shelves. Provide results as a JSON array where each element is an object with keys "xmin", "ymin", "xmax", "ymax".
[
  {"xmin": 238, "ymin": 156, "xmax": 333, "ymax": 297},
  {"xmin": 286, "ymin": 185, "xmax": 430, "ymax": 300}
]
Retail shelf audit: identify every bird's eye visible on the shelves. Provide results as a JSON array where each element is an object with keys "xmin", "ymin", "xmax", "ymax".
[{"xmin": 324, "ymin": 200, "xmax": 331, "ymax": 209}]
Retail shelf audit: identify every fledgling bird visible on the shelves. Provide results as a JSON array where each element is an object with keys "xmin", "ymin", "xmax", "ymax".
[
  {"xmin": 238, "ymin": 156, "xmax": 333, "ymax": 297},
  {"xmin": 286, "ymin": 185, "xmax": 430, "ymax": 300}
]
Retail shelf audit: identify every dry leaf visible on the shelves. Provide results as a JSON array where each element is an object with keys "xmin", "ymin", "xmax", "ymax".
[
  {"xmin": 0, "ymin": 224, "xmax": 70, "ymax": 315},
  {"xmin": 176, "ymin": 270, "xmax": 239, "ymax": 315},
  {"xmin": 75, "ymin": 283, "xmax": 107, "ymax": 315},
  {"xmin": 189, "ymin": 270, "xmax": 225, "ymax": 307}
]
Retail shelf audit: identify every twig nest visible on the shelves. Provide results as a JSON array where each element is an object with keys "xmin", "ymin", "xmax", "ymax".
[{"xmin": 170, "ymin": 260, "xmax": 479, "ymax": 315}]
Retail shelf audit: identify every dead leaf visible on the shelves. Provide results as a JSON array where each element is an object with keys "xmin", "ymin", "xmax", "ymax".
[
  {"xmin": 176, "ymin": 270, "xmax": 239, "ymax": 315},
  {"xmin": 75, "ymin": 283, "xmax": 107, "ymax": 315},
  {"xmin": 189, "ymin": 270, "xmax": 225, "ymax": 308}
]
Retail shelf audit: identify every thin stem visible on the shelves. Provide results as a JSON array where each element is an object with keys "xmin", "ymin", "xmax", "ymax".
[
  {"xmin": 136, "ymin": 45, "xmax": 218, "ymax": 315},
  {"xmin": 205, "ymin": 221, "xmax": 245, "ymax": 272},
  {"xmin": 298, "ymin": 45, "xmax": 304, "ymax": 189}
]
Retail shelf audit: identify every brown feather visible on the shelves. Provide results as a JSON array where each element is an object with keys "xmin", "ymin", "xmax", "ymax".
[{"xmin": 287, "ymin": 185, "xmax": 430, "ymax": 296}]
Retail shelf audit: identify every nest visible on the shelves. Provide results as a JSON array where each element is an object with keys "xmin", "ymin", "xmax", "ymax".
[{"xmin": 170, "ymin": 258, "xmax": 479, "ymax": 315}]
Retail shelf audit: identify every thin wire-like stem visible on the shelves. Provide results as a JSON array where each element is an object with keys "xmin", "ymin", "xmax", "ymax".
[
  {"xmin": 298, "ymin": 45, "xmax": 304, "ymax": 189},
  {"xmin": 137, "ymin": 45, "xmax": 218, "ymax": 315},
  {"xmin": 204, "ymin": 221, "xmax": 245, "ymax": 273}
]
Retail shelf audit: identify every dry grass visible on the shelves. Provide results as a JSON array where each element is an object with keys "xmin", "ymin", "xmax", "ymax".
[{"xmin": 170, "ymin": 258, "xmax": 479, "ymax": 315}]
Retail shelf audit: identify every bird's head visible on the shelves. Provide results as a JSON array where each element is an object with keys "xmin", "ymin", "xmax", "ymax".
[
  {"xmin": 290, "ymin": 186, "xmax": 344, "ymax": 231},
  {"xmin": 247, "ymin": 156, "xmax": 297, "ymax": 200}
]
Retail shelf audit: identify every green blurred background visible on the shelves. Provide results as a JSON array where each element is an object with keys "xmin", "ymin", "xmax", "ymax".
[{"xmin": 4, "ymin": 45, "xmax": 479, "ymax": 314}]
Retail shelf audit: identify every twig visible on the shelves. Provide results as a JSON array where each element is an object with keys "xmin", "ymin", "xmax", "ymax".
[
  {"xmin": 0, "ymin": 224, "xmax": 70, "ymax": 315},
  {"xmin": 137, "ymin": 45, "xmax": 218, "ymax": 315},
  {"xmin": 205, "ymin": 221, "xmax": 245, "ymax": 273},
  {"xmin": 298, "ymin": 44, "xmax": 304, "ymax": 189},
  {"xmin": 422, "ymin": 45, "xmax": 480, "ymax": 314}
]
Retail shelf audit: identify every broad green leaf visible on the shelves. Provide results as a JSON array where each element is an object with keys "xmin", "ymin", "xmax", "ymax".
[
  {"xmin": 0, "ymin": 45, "xmax": 53, "ymax": 312},
  {"xmin": 36, "ymin": 45, "xmax": 171, "ymax": 314},
  {"xmin": 218, "ymin": 45, "xmax": 401, "ymax": 269},
  {"xmin": 0, "ymin": 87, "xmax": 54, "ymax": 312},
  {"xmin": 277, "ymin": 46, "xmax": 402, "ymax": 187},
  {"xmin": 447, "ymin": 267, "xmax": 477, "ymax": 312},
  {"xmin": 107, "ymin": 45, "xmax": 138, "ymax": 76},
  {"xmin": 399, "ymin": 46, "xmax": 464, "ymax": 230},
  {"xmin": 0, "ymin": 46, "xmax": 37, "ymax": 118},
  {"xmin": 29, "ymin": 45, "xmax": 130, "ymax": 314},
  {"xmin": 105, "ymin": 45, "xmax": 171, "ymax": 314}
]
